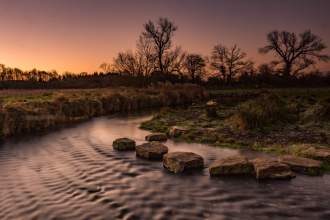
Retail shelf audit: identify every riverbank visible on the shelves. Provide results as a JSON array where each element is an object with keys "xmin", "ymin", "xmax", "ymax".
[
  {"xmin": 140, "ymin": 87, "xmax": 330, "ymax": 173},
  {"xmin": 0, "ymin": 83, "xmax": 207, "ymax": 138}
]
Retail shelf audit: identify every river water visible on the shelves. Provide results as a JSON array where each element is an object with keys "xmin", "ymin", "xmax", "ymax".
[{"xmin": 0, "ymin": 109, "xmax": 329, "ymax": 220}]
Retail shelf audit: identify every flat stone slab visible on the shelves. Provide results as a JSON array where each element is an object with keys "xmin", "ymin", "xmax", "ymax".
[
  {"xmin": 169, "ymin": 126, "xmax": 187, "ymax": 138},
  {"xmin": 145, "ymin": 133, "xmax": 167, "ymax": 141},
  {"xmin": 209, "ymin": 156, "xmax": 251, "ymax": 175},
  {"xmin": 136, "ymin": 141, "xmax": 168, "ymax": 160},
  {"xmin": 278, "ymin": 155, "xmax": 323, "ymax": 173},
  {"xmin": 300, "ymin": 149, "xmax": 330, "ymax": 162},
  {"xmin": 250, "ymin": 158, "xmax": 295, "ymax": 179},
  {"xmin": 113, "ymin": 138, "xmax": 136, "ymax": 150},
  {"xmin": 163, "ymin": 152, "xmax": 204, "ymax": 173}
]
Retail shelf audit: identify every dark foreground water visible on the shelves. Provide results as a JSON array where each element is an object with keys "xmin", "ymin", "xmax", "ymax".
[{"xmin": 0, "ymin": 110, "xmax": 329, "ymax": 220}]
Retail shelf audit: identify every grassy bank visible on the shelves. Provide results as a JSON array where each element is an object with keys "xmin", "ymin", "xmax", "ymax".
[
  {"xmin": 140, "ymin": 87, "xmax": 330, "ymax": 173},
  {"xmin": 0, "ymin": 83, "xmax": 207, "ymax": 138}
]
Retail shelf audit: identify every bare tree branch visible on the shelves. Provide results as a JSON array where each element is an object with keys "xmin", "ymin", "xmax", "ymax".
[
  {"xmin": 142, "ymin": 17, "xmax": 178, "ymax": 73},
  {"xmin": 259, "ymin": 30, "xmax": 329, "ymax": 76},
  {"xmin": 210, "ymin": 44, "xmax": 254, "ymax": 84}
]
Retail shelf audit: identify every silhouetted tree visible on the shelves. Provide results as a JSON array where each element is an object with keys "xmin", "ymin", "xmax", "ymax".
[
  {"xmin": 0, "ymin": 64, "xmax": 6, "ymax": 80},
  {"xmin": 184, "ymin": 53, "xmax": 206, "ymax": 82},
  {"xmin": 113, "ymin": 50, "xmax": 140, "ymax": 77},
  {"xmin": 136, "ymin": 35, "xmax": 157, "ymax": 76},
  {"xmin": 210, "ymin": 44, "xmax": 254, "ymax": 84},
  {"xmin": 162, "ymin": 46, "xmax": 186, "ymax": 75},
  {"xmin": 259, "ymin": 30, "xmax": 330, "ymax": 76},
  {"xmin": 142, "ymin": 17, "xmax": 178, "ymax": 73},
  {"xmin": 99, "ymin": 62, "xmax": 111, "ymax": 74}
]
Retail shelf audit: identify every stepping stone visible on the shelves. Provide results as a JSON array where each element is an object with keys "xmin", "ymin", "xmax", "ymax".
[
  {"xmin": 169, "ymin": 126, "xmax": 187, "ymax": 138},
  {"xmin": 250, "ymin": 158, "xmax": 295, "ymax": 179},
  {"xmin": 163, "ymin": 152, "xmax": 204, "ymax": 173},
  {"xmin": 145, "ymin": 133, "xmax": 167, "ymax": 141},
  {"xmin": 278, "ymin": 155, "xmax": 323, "ymax": 173},
  {"xmin": 300, "ymin": 149, "xmax": 330, "ymax": 163},
  {"xmin": 136, "ymin": 141, "xmax": 168, "ymax": 160},
  {"xmin": 112, "ymin": 138, "xmax": 136, "ymax": 150},
  {"xmin": 209, "ymin": 156, "xmax": 251, "ymax": 175}
]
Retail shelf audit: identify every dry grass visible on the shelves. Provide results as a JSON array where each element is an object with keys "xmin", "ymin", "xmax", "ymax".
[
  {"xmin": 233, "ymin": 94, "xmax": 289, "ymax": 130},
  {"xmin": 0, "ymin": 84, "xmax": 207, "ymax": 138}
]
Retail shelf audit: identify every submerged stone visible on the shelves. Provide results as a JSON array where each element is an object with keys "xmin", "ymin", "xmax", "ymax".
[
  {"xmin": 250, "ymin": 158, "xmax": 295, "ymax": 179},
  {"xmin": 112, "ymin": 138, "xmax": 136, "ymax": 150},
  {"xmin": 145, "ymin": 133, "xmax": 167, "ymax": 141},
  {"xmin": 136, "ymin": 141, "xmax": 168, "ymax": 160},
  {"xmin": 209, "ymin": 156, "xmax": 251, "ymax": 175},
  {"xmin": 169, "ymin": 126, "xmax": 187, "ymax": 138},
  {"xmin": 163, "ymin": 152, "xmax": 204, "ymax": 173},
  {"xmin": 278, "ymin": 155, "xmax": 322, "ymax": 173}
]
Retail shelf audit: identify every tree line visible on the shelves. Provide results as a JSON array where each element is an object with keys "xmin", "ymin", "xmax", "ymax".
[{"xmin": 1, "ymin": 17, "xmax": 329, "ymax": 89}]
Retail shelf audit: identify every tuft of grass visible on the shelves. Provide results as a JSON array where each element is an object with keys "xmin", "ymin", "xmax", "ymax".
[{"xmin": 233, "ymin": 94, "xmax": 290, "ymax": 130}]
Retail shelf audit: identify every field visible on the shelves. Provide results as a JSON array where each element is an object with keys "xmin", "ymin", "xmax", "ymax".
[
  {"xmin": 0, "ymin": 83, "xmax": 207, "ymax": 138},
  {"xmin": 140, "ymin": 87, "xmax": 330, "ymax": 173}
]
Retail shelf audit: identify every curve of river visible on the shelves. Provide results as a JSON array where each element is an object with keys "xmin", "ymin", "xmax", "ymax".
[{"xmin": 0, "ymin": 109, "xmax": 329, "ymax": 220}]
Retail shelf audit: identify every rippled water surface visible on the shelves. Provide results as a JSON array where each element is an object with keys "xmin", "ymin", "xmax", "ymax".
[{"xmin": 0, "ymin": 110, "xmax": 329, "ymax": 220}]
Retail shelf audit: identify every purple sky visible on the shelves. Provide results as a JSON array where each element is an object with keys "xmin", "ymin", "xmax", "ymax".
[{"xmin": 0, "ymin": 0, "xmax": 329, "ymax": 74}]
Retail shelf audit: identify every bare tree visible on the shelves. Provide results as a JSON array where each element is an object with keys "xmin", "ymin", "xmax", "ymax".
[
  {"xmin": 142, "ymin": 17, "xmax": 178, "ymax": 73},
  {"xmin": 113, "ymin": 50, "xmax": 140, "ymax": 77},
  {"xmin": 0, "ymin": 64, "xmax": 6, "ymax": 81},
  {"xmin": 210, "ymin": 44, "xmax": 254, "ymax": 84},
  {"xmin": 136, "ymin": 35, "xmax": 157, "ymax": 76},
  {"xmin": 162, "ymin": 46, "xmax": 186, "ymax": 75},
  {"xmin": 184, "ymin": 53, "xmax": 206, "ymax": 82},
  {"xmin": 259, "ymin": 30, "xmax": 330, "ymax": 76},
  {"xmin": 99, "ymin": 62, "xmax": 111, "ymax": 74},
  {"xmin": 258, "ymin": 63, "xmax": 274, "ymax": 75}
]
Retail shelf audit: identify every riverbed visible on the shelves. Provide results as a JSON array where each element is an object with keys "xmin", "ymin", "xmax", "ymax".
[{"xmin": 0, "ymin": 109, "xmax": 329, "ymax": 220}]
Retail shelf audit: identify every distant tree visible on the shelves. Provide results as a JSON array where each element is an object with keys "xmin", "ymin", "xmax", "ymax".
[
  {"xmin": 99, "ymin": 62, "xmax": 111, "ymax": 74},
  {"xmin": 113, "ymin": 50, "xmax": 140, "ymax": 77},
  {"xmin": 259, "ymin": 30, "xmax": 330, "ymax": 76},
  {"xmin": 162, "ymin": 46, "xmax": 186, "ymax": 75},
  {"xmin": 184, "ymin": 53, "xmax": 206, "ymax": 82},
  {"xmin": 0, "ymin": 64, "xmax": 6, "ymax": 81},
  {"xmin": 142, "ymin": 17, "xmax": 178, "ymax": 73},
  {"xmin": 210, "ymin": 44, "xmax": 254, "ymax": 84},
  {"xmin": 258, "ymin": 63, "xmax": 274, "ymax": 75},
  {"xmin": 136, "ymin": 35, "xmax": 157, "ymax": 76}
]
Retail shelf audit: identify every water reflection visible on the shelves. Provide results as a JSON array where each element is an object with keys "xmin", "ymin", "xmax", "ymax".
[{"xmin": 0, "ymin": 109, "xmax": 329, "ymax": 220}]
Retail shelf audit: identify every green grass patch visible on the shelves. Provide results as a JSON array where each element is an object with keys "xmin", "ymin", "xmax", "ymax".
[{"xmin": 141, "ymin": 87, "xmax": 330, "ymax": 173}]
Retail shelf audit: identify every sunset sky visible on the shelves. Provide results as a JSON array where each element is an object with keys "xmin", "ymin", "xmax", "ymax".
[{"xmin": 1, "ymin": 0, "xmax": 329, "ymax": 74}]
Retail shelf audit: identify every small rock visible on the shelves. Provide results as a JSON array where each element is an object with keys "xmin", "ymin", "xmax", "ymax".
[
  {"xmin": 163, "ymin": 152, "xmax": 204, "ymax": 173},
  {"xmin": 278, "ymin": 155, "xmax": 322, "ymax": 173},
  {"xmin": 145, "ymin": 133, "xmax": 167, "ymax": 141},
  {"xmin": 250, "ymin": 158, "xmax": 295, "ymax": 179},
  {"xmin": 136, "ymin": 141, "xmax": 168, "ymax": 160},
  {"xmin": 169, "ymin": 126, "xmax": 187, "ymax": 138},
  {"xmin": 203, "ymin": 213, "xmax": 210, "ymax": 218},
  {"xmin": 112, "ymin": 138, "xmax": 136, "ymax": 150},
  {"xmin": 300, "ymin": 149, "xmax": 330, "ymax": 162},
  {"xmin": 209, "ymin": 156, "xmax": 251, "ymax": 175}
]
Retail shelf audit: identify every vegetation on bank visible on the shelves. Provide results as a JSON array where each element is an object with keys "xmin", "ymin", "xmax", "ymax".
[
  {"xmin": 0, "ymin": 83, "xmax": 207, "ymax": 138},
  {"xmin": 140, "ymin": 88, "xmax": 330, "ymax": 173}
]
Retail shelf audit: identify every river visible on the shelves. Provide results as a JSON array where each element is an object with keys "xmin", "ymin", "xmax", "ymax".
[{"xmin": 0, "ymin": 109, "xmax": 329, "ymax": 220}]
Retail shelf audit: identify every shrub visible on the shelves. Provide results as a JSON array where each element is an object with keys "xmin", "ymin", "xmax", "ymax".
[{"xmin": 234, "ymin": 94, "xmax": 289, "ymax": 130}]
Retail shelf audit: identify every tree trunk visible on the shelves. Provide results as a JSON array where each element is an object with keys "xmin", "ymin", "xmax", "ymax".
[
  {"xmin": 159, "ymin": 53, "xmax": 164, "ymax": 73},
  {"xmin": 283, "ymin": 63, "xmax": 292, "ymax": 76}
]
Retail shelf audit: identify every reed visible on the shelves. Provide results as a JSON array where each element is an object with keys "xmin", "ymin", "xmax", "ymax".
[{"xmin": 0, "ymin": 84, "xmax": 207, "ymax": 138}]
